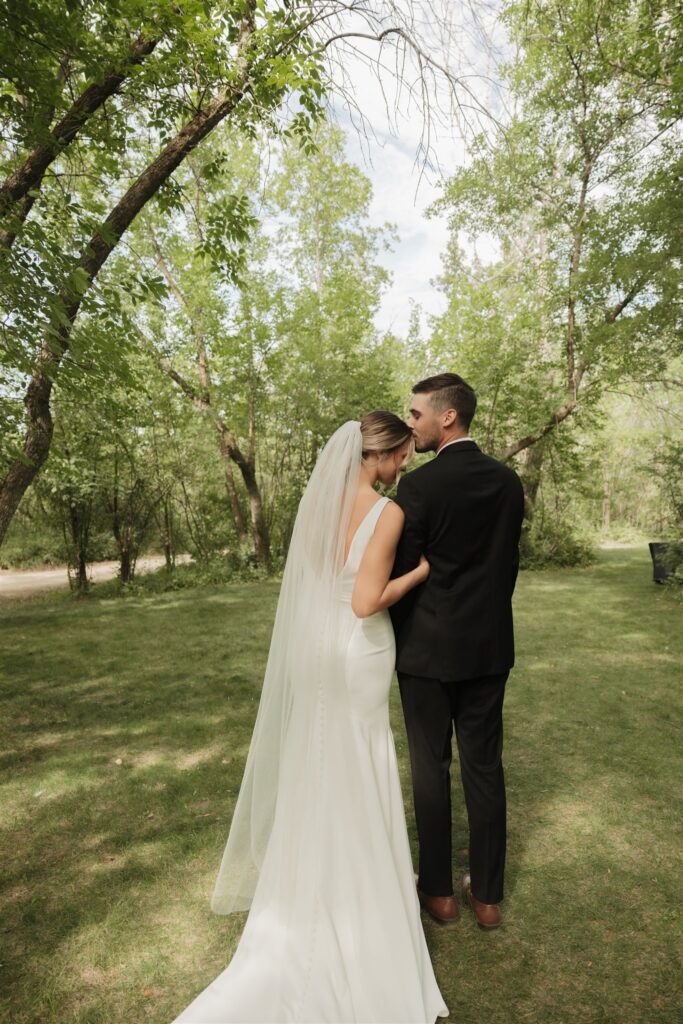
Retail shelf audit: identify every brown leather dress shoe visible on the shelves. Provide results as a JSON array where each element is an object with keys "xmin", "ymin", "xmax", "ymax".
[
  {"xmin": 417, "ymin": 887, "xmax": 460, "ymax": 926},
  {"xmin": 461, "ymin": 874, "xmax": 502, "ymax": 930}
]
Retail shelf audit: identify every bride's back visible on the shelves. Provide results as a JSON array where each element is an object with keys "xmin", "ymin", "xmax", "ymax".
[{"xmin": 344, "ymin": 490, "xmax": 384, "ymax": 564}]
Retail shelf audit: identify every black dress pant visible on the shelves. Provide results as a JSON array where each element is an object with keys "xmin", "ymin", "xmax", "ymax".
[{"xmin": 398, "ymin": 670, "xmax": 508, "ymax": 905}]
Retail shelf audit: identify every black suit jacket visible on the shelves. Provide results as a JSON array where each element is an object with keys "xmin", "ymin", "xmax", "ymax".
[{"xmin": 390, "ymin": 440, "xmax": 525, "ymax": 682}]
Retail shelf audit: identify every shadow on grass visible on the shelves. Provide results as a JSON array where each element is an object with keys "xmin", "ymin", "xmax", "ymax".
[
  {"xmin": 393, "ymin": 548, "xmax": 681, "ymax": 1023},
  {"xmin": 1, "ymin": 552, "xmax": 681, "ymax": 1023},
  {"xmin": 1, "ymin": 581, "xmax": 278, "ymax": 1021}
]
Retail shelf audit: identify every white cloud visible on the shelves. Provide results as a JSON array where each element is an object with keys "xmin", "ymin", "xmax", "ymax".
[
  {"xmin": 329, "ymin": 105, "xmax": 458, "ymax": 336},
  {"xmin": 365, "ymin": 154, "xmax": 451, "ymax": 335},
  {"xmin": 325, "ymin": 8, "xmax": 508, "ymax": 337}
]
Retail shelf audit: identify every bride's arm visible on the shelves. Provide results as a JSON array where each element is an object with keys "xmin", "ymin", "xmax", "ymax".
[{"xmin": 352, "ymin": 503, "xmax": 429, "ymax": 619}]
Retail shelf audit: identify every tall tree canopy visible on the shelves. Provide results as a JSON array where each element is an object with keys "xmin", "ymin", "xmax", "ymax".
[
  {"xmin": 430, "ymin": 0, "xmax": 682, "ymax": 485},
  {"xmin": 0, "ymin": 0, "xmax": 472, "ymax": 545}
]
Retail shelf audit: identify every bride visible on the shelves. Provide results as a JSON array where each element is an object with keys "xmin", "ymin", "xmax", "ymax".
[{"xmin": 172, "ymin": 413, "xmax": 448, "ymax": 1024}]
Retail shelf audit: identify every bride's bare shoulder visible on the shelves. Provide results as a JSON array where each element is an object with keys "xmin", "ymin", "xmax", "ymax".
[{"xmin": 376, "ymin": 499, "xmax": 404, "ymax": 534}]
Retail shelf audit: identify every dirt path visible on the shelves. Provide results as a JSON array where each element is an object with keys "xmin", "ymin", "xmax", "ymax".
[{"xmin": 0, "ymin": 555, "xmax": 191, "ymax": 602}]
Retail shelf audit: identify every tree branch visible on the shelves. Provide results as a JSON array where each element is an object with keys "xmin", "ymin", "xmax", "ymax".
[
  {"xmin": 151, "ymin": 231, "xmax": 212, "ymax": 393},
  {"xmin": 0, "ymin": 34, "xmax": 159, "ymax": 249},
  {"xmin": 36, "ymin": 5, "xmax": 256, "ymax": 369},
  {"xmin": 565, "ymin": 158, "xmax": 592, "ymax": 394},
  {"xmin": 605, "ymin": 274, "xmax": 650, "ymax": 323},
  {"xmin": 0, "ymin": 4, "xmax": 257, "ymax": 545},
  {"xmin": 501, "ymin": 399, "xmax": 579, "ymax": 461}
]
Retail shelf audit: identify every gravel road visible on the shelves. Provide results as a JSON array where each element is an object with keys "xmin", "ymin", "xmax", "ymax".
[{"xmin": 0, "ymin": 555, "xmax": 190, "ymax": 602}]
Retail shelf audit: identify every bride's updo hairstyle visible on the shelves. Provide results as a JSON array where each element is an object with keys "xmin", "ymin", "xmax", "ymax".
[{"xmin": 360, "ymin": 411, "xmax": 414, "ymax": 461}]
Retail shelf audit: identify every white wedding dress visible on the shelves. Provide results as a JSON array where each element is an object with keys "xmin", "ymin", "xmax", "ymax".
[{"xmin": 172, "ymin": 434, "xmax": 448, "ymax": 1024}]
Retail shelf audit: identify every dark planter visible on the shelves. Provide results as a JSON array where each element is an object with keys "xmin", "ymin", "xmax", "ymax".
[{"xmin": 648, "ymin": 541, "xmax": 682, "ymax": 583}]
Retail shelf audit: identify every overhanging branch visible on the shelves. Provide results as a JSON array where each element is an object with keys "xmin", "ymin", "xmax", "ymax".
[
  {"xmin": 501, "ymin": 399, "xmax": 579, "ymax": 461},
  {"xmin": 0, "ymin": 34, "xmax": 160, "ymax": 249}
]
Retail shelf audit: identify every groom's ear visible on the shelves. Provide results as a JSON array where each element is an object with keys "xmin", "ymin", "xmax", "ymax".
[{"xmin": 442, "ymin": 408, "xmax": 457, "ymax": 428}]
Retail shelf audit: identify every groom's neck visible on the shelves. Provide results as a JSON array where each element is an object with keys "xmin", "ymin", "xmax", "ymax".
[{"xmin": 436, "ymin": 427, "xmax": 468, "ymax": 452}]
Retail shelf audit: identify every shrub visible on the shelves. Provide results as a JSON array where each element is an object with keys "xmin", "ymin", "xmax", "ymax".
[
  {"xmin": 520, "ymin": 516, "xmax": 595, "ymax": 570},
  {"xmin": 90, "ymin": 552, "xmax": 273, "ymax": 599}
]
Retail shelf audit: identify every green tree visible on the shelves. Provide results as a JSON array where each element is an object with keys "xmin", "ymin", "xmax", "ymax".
[
  {"xmin": 127, "ymin": 124, "xmax": 401, "ymax": 565},
  {"xmin": 0, "ymin": 0, "xmax": 475, "ymax": 549},
  {"xmin": 41, "ymin": 427, "xmax": 101, "ymax": 592},
  {"xmin": 431, "ymin": 0, "xmax": 682, "ymax": 509},
  {"xmin": 270, "ymin": 124, "xmax": 398, "ymax": 433}
]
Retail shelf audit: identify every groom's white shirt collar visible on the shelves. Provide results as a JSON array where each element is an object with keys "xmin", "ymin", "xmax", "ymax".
[{"xmin": 437, "ymin": 436, "xmax": 473, "ymax": 455}]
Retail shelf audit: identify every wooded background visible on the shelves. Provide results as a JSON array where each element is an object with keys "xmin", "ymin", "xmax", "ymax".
[{"xmin": 1, "ymin": 0, "xmax": 681, "ymax": 587}]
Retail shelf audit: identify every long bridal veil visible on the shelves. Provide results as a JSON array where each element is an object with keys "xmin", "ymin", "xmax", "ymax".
[{"xmin": 211, "ymin": 420, "xmax": 363, "ymax": 914}]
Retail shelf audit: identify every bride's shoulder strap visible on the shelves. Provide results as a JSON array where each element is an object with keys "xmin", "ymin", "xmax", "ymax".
[{"xmin": 369, "ymin": 495, "xmax": 394, "ymax": 528}]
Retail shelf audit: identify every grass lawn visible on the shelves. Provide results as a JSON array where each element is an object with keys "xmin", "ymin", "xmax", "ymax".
[{"xmin": 1, "ymin": 547, "xmax": 681, "ymax": 1024}]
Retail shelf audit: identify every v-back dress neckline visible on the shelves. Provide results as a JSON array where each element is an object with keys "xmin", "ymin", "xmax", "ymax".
[{"xmin": 342, "ymin": 496, "xmax": 389, "ymax": 569}]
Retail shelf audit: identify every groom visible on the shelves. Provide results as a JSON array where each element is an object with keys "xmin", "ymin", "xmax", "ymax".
[{"xmin": 391, "ymin": 373, "xmax": 524, "ymax": 930}]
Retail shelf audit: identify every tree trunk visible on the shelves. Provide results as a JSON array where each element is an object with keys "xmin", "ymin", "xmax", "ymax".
[
  {"xmin": 223, "ymin": 458, "xmax": 249, "ymax": 546},
  {"xmin": 162, "ymin": 498, "xmax": 175, "ymax": 570},
  {"xmin": 152, "ymin": 236, "xmax": 253, "ymax": 552},
  {"xmin": 215, "ymin": 423, "xmax": 270, "ymax": 569},
  {"xmin": 242, "ymin": 460, "xmax": 271, "ymax": 570},
  {"xmin": 77, "ymin": 552, "xmax": 89, "ymax": 591},
  {"xmin": 178, "ymin": 479, "xmax": 208, "ymax": 560},
  {"xmin": 521, "ymin": 441, "xmax": 545, "ymax": 521},
  {"xmin": 68, "ymin": 502, "xmax": 90, "ymax": 593},
  {"xmin": 0, "ymin": 371, "xmax": 53, "ymax": 545},
  {"xmin": 158, "ymin": 336, "xmax": 270, "ymax": 568},
  {"xmin": 602, "ymin": 470, "xmax": 611, "ymax": 531},
  {"xmin": 119, "ymin": 546, "xmax": 132, "ymax": 584},
  {"xmin": 0, "ymin": 3, "xmax": 256, "ymax": 548}
]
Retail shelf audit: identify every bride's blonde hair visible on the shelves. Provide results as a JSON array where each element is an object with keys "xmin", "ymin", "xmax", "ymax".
[{"xmin": 360, "ymin": 411, "xmax": 414, "ymax": 460}]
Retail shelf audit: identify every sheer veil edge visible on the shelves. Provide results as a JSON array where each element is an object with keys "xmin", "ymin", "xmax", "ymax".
[{"xmin": 211, "ymin": 420, "xmax": 363, "ymax": 914}]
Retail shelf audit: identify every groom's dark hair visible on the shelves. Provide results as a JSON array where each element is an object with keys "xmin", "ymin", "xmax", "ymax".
[{"xmin": 413, "ymin": 373, "xmax": 477, "ymax": 429}]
